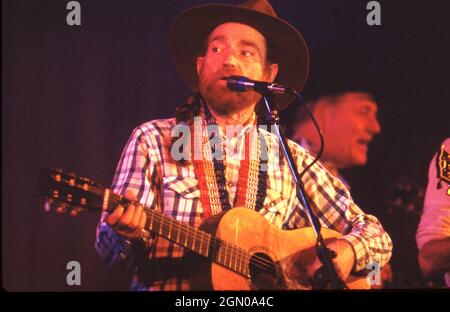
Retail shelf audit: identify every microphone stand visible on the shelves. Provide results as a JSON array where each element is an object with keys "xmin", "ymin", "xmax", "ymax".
[{"xmin": 260, "ymin": 93, "xmax": 347, "ymax": 290}]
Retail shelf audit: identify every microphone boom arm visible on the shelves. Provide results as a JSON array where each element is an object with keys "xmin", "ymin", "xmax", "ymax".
[{"xmin": 259, "ymin": 92, "xmax": 348, "ymax": 290}]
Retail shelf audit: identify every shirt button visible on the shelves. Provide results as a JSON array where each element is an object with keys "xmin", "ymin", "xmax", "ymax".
[
  {"xmin": 227, "ymin": 181, "xmax": 233, "ymax": 188},
  {"xmin": 270, "ymin": 202, "xmax": 275, "ymax": 208}
]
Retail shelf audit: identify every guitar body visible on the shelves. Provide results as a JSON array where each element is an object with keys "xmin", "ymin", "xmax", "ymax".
[
  {"xmin": 39, "ymin": 168, "xmax": 370, "ymax": 290},
  {"xmin": 190, "ymin": 207, "xmax": 369, "ymax": 290}
]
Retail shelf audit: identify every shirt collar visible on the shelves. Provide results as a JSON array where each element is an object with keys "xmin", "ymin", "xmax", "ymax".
[{"xmin": 201, "ymin": 104, "xmax": 257, "ymax": 140}]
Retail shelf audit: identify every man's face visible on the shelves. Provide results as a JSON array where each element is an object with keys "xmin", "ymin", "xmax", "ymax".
[
  {"xmin": 321, "ymin": 92, "xmax": 381, "ymax": 168},
  {"xmin": 196, "ymin": 22, "xmax": 278, "ymax": 115}
]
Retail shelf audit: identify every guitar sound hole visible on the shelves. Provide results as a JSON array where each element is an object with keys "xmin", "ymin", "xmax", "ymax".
[{"xmin": 249, "ymin": 252, "xmax": 279, "ymax": 289}]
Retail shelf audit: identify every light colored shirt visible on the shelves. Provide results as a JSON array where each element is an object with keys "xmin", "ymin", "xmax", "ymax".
[
  {"xmin": 95, "ymin": 113, "xmax": 392, "ymax": 290},
  {"xmin": 293, "ymin": 137, "xmax": 351, "ymax": 189},
  {"xmin": 416, "ymin": 137, "xmax": 450, "ymax": 286}
]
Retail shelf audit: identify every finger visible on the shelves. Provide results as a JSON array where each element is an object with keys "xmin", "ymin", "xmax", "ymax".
[
  {"xmin": 129, "ymin": 205, "xmax": 142, "ymax": 229},
  {"xmin": 138, "ymin": 208, "xmax": 147, "ymax": 230},
  {"xmin": 105, "ymin": 205, "xmax": 125, "ymax": 226},
  {"xmin": 117, "ymin": 204, "xmax": 135, "ymax": 228},
  {"xmin": 129, "ymin": 210, "xmax": 147, "ymax": 239}
]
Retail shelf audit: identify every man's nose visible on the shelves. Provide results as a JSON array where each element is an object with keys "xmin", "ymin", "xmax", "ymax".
[
  {"xmin": 368, "ymin": 116, "xmax": 381, "ymax": 135},
  {"xmin": 223, "ymin": 51, "xmax": 238, "ymax": 67}
]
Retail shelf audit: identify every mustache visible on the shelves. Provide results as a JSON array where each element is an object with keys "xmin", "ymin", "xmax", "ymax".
[{"xmin": 215, "ymin": 70, "xmax": 243, "ymax": 81}]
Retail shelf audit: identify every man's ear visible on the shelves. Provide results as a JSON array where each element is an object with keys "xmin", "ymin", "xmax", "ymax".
[
  {"xmin": 196, "ymin": 57, "xmax": 204, "ymax": 76},
  {"xmin": 313, "ymin": 99, "xmax": 332, "ymax": 131},
  {"xmin": 267, "ymin": 63, "xmax": 279, "ymax": 82}
]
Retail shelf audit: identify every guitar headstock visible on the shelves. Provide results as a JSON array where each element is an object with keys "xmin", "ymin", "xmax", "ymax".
[{"xmin": 38, "ymin": 167, "xmax": 107, "ymax": 214}]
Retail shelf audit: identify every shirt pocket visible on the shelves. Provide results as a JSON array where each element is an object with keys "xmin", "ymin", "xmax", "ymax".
[
  {"xmin": 162, "ymin": 176, "xmax": 200, "ymax": 198},
  {"xmin": 161, "ymin": 176, "xmax": 202, "ymax": 225},
  {"xmin": 260, "ymin": 188, "xmax": 289, "ymax": 229}
]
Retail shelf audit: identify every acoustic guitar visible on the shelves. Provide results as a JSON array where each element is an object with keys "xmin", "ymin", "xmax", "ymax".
[{"xmin": 38, "ymin": 167, "xmax": 369, "ymax": 290}]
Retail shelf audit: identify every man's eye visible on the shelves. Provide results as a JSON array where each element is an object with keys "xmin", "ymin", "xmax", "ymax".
[
  {"xmin": 241, "ymin": 50, "xmax": 254, "ymax": 57},
  {"xmin": 211, "ymin": 47, "xmax": 221, "ymax": 53},
  {"xmin": 357, "ymin": 108, "xmax": 371, "ymax": 116}
]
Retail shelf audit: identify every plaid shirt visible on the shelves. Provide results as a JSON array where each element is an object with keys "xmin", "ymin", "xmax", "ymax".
[{"xmin": 95, "ymin": 115, "xmax": 392, "ymax": 291}]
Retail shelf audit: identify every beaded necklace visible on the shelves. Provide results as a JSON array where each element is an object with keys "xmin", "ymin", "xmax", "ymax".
[{"xmin": 192, "ymin": 104, "xmax": 267, "ymax": 218}]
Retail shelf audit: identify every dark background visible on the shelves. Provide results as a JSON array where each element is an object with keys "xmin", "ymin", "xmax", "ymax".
[{"xmin": 3, "ymin": 0, "xmax": 449, "ymax": 291}]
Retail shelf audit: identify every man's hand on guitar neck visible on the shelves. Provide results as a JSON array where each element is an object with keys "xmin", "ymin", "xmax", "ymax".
[
  {"xmin": 306, "ymin": 238, "xmax": 357, "ymax": 284},
  {"xmin": 105, "ymin": 191, "xmax": 147, "ymax": 241},
  {"xmin": 49, "ymin": 190, "xmax": 147, "ymax": 240}
]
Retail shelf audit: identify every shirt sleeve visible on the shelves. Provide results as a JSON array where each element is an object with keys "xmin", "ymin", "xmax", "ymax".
[
  {"xmin": 287, "ymin": 143, "xmax": 393, "ymax": 272},
  {"xmin": 95, "ymin": 124, "xmax": 162, "ymax": 267},
  {"xmin": 416, "ymin": 138, "xmax": 450, "ymax": 250}
]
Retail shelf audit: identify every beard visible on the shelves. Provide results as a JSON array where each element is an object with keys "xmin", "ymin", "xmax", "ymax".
[{"xmin": 198, "ymin": 71, "xmax": 261, "ymax": 116}]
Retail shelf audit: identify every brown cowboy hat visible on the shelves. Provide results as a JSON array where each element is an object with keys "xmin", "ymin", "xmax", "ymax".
[{"xmin": 169, "ymin": 0, "xmax": 309, "ymax": 111}]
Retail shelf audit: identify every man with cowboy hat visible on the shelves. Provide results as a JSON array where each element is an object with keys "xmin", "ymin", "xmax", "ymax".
[
  {"xmin": 291, "ymin": 42, "xmax": 383, "ymax": 188},
  {"xmin": 95, "ymin": 0, "xmax": 392, "ymax": 290},
  {"xmin": 290, "ymin": 42, "xmax": 389, "ymax": 287}
]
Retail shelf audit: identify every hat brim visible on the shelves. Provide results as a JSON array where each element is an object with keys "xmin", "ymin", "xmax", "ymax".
[{"xmin": 169, "ymin": 4, "xmax": 309, "ymax": 111}]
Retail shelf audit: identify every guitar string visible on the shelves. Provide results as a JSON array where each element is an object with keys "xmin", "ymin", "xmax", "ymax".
[
  {"xmin": 79, "ymin": 199, "xmax": 304, "ymax": 289},
  {"xmin": 63, "ymin": 186, "xmax": 282, "ymax": 280},
  {"xmin": 142, "ymin": 209, "xmax": 307, "ymax": 290},
  {"xmin": 67, "ymin": 189, "xmax": 305, "ymax": 289},
  {"xmin": 54, "ymin": 180, "xmax": 307, "ymax": 290},
  {"xmin": 50, "ymin": 173, "xmax": 286, "ymax": 279}
]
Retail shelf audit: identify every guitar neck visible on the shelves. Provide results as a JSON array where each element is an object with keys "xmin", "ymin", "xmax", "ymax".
[
  {"xmin": 39, "ymin": 167, "xmax": 252, "ymax": 278},
  {"xmin": 40, "ymin": 168, "xmax": 371, "ymax": 290},
  {"xmin": 103, "ymin": 189, "xmax": 251, "ymax": 278}
]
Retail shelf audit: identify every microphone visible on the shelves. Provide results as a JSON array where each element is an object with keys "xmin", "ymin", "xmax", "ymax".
[{"xmin": 223, "ymin": 76, "xmax": 297, "ymax": 95}]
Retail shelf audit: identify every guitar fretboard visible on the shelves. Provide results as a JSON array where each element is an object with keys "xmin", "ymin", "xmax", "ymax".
[{"xmin": 105, "ymin": 190, "xmax": 252, "ymax": 278}]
